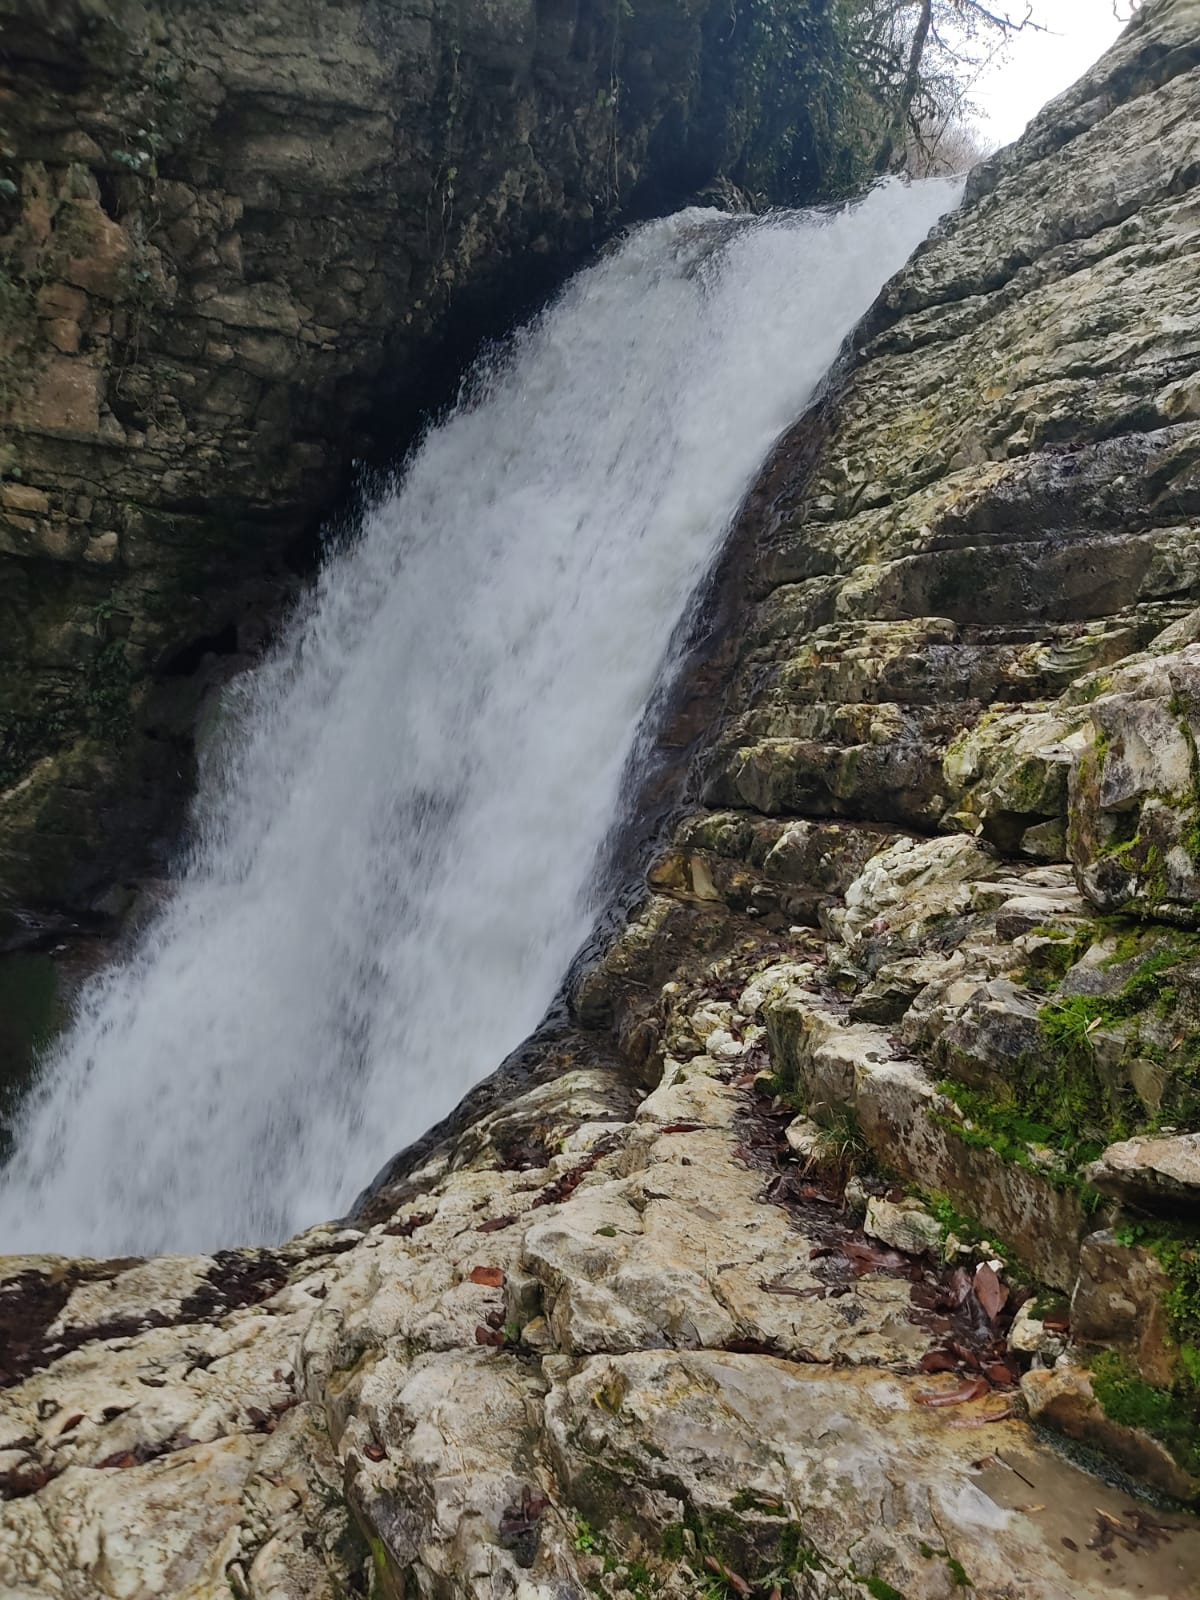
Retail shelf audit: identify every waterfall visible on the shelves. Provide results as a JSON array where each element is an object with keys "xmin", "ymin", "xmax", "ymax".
[{"xmin": 0, "ymin": 179, "xmax": 961, "ymax": 1257}]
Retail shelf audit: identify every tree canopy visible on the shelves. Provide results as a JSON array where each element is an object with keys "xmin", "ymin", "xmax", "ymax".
[{"xmin": 720, "ymin": 0, "xmax": 1050, "ymax": 197}]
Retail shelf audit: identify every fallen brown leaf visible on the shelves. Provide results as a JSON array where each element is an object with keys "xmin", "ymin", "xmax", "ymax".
[
  {"xmin": 0, "ymin": 1462, "xmax": 54, "ymax": 1495},
  {"xmin": 702, "ymin": 1555, "xmax": 751, "ymax": 1597},
  {"xmin": 973, "ymin": 1263, "xmax": 1007, "ymax": 1323},
  {"xmin": 919, "ymin": 1350, "xmax": 959, "ymax": 1374},
  {"xmin": 469, "ymin": 1265, "xmax": 505, "ymax": 1288},
  {"xmin": 844, "ymin": 1240, "xmax": 910, "ymax": 1276},
  {"xmin": 762, "ymin": 1280, "xmax": 826, "ymax": 1299},
  {"xmin": 477, "ymin": 1215, "xmax": 518, "ymax": 1233},
  {"xmin": 915, "ymin": 1377, "xmax": 990, "ymax": 1408}
]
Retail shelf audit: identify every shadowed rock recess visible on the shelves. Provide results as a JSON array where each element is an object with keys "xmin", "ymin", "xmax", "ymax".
[
  {"xmin": 0, "ymin": 0, "xmax": 858, "ymax": 912},
  {"xmin": 5, "ymin": 1, "xmax": 1200, "ymax": 1597}
]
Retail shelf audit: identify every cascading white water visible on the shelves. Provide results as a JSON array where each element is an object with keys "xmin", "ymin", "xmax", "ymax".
[{"xmin": 0, "ymin": 179, "xmax": 960, "ymax": 1257}]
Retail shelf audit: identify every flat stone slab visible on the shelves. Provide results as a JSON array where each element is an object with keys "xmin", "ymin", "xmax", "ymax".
[{"xmin": 1086, "ymin": 1132, "xmax": 1200, "ymax": 1212}]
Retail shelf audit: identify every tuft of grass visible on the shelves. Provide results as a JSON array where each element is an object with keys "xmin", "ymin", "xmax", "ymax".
[{"xmin": 803, "ymin": 1106, "xmax": 869, "ymax": 1184}]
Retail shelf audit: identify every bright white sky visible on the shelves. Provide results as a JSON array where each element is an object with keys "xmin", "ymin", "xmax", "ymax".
[{"xmin": 970, "ymin": 0, "xmax": 1128, "ymax": 145}]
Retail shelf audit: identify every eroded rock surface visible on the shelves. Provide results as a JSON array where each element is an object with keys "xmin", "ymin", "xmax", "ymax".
[
  {"xmin": 4, "ymin": 954, "xmax": 1199, "ymax": 1597},
  {"xmin": 6, "ymin": 0, "xmax": 1200, "ymax": 1594}
]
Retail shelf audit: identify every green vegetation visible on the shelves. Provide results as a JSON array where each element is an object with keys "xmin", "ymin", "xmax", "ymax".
[
  {"xmin": 574, "ymin": 1482, "xmax": 976, "ymax": 1600},
  {"xmin": 1040, "ymin": 943, "xmax": 1182, "ymax": 1040},
  {"xmin": 1090, "ymin": 1351, "xmax": 1200, "ymax": 1481},
  {"xmin": 1098, "ymin": 822, "xmax": 1168, "ymax": 901},
  {"xmin": 1115, "ymin": 1221, "xmax": 1200, "ymax": 1390},
  {"xmin": 368, "ymin": 1533, "xmax": 390, "ymax": 1592},
  {"xmin": 710, "ymin": 0, "xmax": 1030, "ymax": 201},
  {"xmin": 920, "ymin": 1191, "xmax": 1009, "ymax": 1261},
  {"xmin": 754, "ymin": 1069, "xmax": 801, "ymax": 1109},
  {"xmin": 85, "ymin": 640, "xmax": 137, "ymax": 741},
  {"xmin": 1084, "ymin": 1222, "xmax": 1200, "ymax": 1482},
  {"xmin": 1023, "ymin": 922, "xmax": 1098, "ymax": 989},
  {"xmin": 934, "ymin": 1076, "xmax": 1107, "ymax": 1208},
  {"xmin": 759, "ymin": 1075, "xmax": 880, "ymax": 1183},
  {"xmin": 1034, "ymin": 934, "xmax": 1200, "ymax": 1135},
  {"xmin": 575, "ymin": 1498, "xmax": 827, "ymax": 1597},
  {"xmin": 946, "ymin": 932, "xmax": 1200, "ymax": 1187},
  {"xmin": 572, "ymin": 1514, "xmax": 647, "ymax": 1596},
  {"xmin": 917, "ymin": 1544, "xmax": 972, "ymax": 1588},
  {"xmin": 805, "ymin": 1104, "xmax": 870, "ymax": 1182},
  {"xmin": 862, "ymin": 1578, "xmax": 907, "ymax": 1600}
]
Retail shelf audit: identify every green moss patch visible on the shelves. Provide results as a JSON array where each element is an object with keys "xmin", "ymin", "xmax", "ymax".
[
  {"xmin": 1083, "ymin": 1221, "xmax": 1200, "ymax": 1482},
  {"xmin": 861, "ymin": 1578, "xmax": 907, "ymax": 1600},
  {"xmin": 1116, "ymin": 1221, "xmax": 1200, "ymax": 1383},
  {"xmin": 934, "ymin": 1076, "xmax": 1107, "ymax": 1208},
  {"xmin": 920, "ymin": 1191, "xmax": 1011, "ymax": 1261},
  {"xmin": 1037, "ymin": 934, "xmax": 1200, "ymax": 1134},
  {"xmin": 1090, "ymin": 1350, "xmax": 1200, "ymax": 1481}
]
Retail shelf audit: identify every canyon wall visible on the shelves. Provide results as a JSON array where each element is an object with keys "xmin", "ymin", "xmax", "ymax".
[{"xmin": 0, "ymin": 0, "xmax": 855, "ymax": 911}]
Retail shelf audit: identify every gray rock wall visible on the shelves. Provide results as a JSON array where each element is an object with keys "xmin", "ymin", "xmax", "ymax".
[{"xmin": 0, "ymin": 0, "xmax": 852, "ymax": 909}]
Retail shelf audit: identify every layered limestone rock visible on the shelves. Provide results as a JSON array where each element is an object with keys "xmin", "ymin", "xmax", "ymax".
[
  {"xmin": 0, "ymin": 0, "xmax": 855, "ymax": 909},
  {"xmin": 5, "ymin": 954, "xmax": 1200, "ymax": 1598},
  {"xmin": 599, "ymin": 0, "xmax": 1200, "ymax": 1522},
  {"xmin": 6, "ymin": 0, "xmax": 1200, "ymax": 1594}
]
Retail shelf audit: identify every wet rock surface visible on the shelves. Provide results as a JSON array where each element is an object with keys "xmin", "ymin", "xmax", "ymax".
[
  {"xmin": 6, "ymin": 0, "xmax": 1200, "ymax": 1594},
  {"xmin": 1087, "ymin": 1133, "xmax": 1200, "ymax": 1211},
  {"xmin": 4, "ymin": 949, "xmax": 1200, "ymax": 1596}
]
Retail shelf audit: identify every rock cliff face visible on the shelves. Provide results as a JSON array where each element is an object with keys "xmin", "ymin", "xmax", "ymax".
[
  {"xmin": 5, "ymin": 1, "xmax": 1200, "ymax": 1597},
  {"xmin": 0, "ymin": 0, "xmax": 852, "ymax": 910}
]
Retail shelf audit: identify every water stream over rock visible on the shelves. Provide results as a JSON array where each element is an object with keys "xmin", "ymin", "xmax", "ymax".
[{"xmin": 0, "ymin": 180, "xmax": 960, "ymax": 1257}]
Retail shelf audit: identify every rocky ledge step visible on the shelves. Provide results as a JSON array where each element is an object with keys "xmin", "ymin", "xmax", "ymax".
[
  {"xmin": 736, "ymin": 616, "xmax": 1155, "ymax": 709},
  {"xmin": 760, "ymin": 973, "xmax": 1095, "ymax": 1293}
]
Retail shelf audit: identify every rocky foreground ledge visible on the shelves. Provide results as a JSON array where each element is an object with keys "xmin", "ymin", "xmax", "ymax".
[
  {"xmin": 5, "ymin": 0, "xmax": 1200, "ymax": 1596},
  {"xmin": 2, "ymin": 897, "xmax": 1200, "ymax": 1599}
]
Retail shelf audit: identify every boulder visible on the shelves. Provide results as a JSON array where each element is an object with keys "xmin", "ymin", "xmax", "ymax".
[
  {"xmin": 1071, "ymin": 1230, "xmax": 1177, "ymax": 1387},
  {"xmin": 1086, "ymin": 1133, "xmax": 1200, "ymax": 1213},
  {"xmin": 863, "ymin": 1196, "xmax": 944, "ymax": 1256},
  {"xmin": 1068, "ymin": 648, "xmax": 1200, "ymax": 920},
  {"xmin": 1022, "ymin": 1365, "xmax": 1200, "ymax": 1505}
]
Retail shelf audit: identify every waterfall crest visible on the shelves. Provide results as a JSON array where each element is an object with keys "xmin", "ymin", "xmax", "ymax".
[{"xmin": 0, "ymin": 179, "xmax": 960, "ymax": 1256}]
